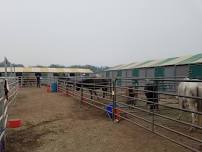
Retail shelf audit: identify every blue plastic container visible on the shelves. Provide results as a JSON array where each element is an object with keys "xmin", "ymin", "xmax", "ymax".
[
  {"xmin": 106, "ymin": 102, "xmax": 123, "ymax": 118},
  {"xmin": 51, "ymin": 83, "xmax": 57, "ymax": 92},
  {"xmin": 106, "ymin": 103, "xmax": 113, "ymax": 118}
]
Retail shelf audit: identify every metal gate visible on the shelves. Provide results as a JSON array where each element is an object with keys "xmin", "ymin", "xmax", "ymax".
[{"xmin": 57, "ymin": 77, "xmax": 202, "ymax": 152}]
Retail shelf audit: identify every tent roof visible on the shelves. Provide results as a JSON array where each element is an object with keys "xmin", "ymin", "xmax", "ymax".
[{"xmin": 0, "ymin": 67, "xmax": 93, "ymax": 73}]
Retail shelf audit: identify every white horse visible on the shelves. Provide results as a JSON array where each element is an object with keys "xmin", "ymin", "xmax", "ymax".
[{"xmin": 178, "ymin": 78, "xmax": 202, "ymax": 130}]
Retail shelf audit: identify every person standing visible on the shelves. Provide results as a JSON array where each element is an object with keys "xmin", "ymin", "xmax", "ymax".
[{"xmin": 36, "ymin": 74, "xmax": 41, "ymax": 88}]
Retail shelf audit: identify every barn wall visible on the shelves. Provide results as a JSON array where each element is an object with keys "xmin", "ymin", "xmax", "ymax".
[
  {"xmin": 164, "ymin": 66, "xmax": 175, "ymax": 78},
  {"xmin": 0, "ymin": 73, "xmax": 4, "ymax": 77},
  {"xmin": 122, "ymin": 70, "xmax": 130, "ymax": 86},
  {"xmin": 139, "ymin": 68, "xmax": 146, "ymax": 78},
  {"xmin": 47, "ymin": 73, "xmax": 54, "ymax": 77},
  {"xmin": 127, "ymin": 69, "xmax": 132, "ymax": 78},
  {"xmin": 146, "ymin": 68, "xmax": 154, "ymax": 78},
  {"xmin": 109, "ymin": 71, "xmax": 113, "ymax": 78},
  {"xmin": 190, "ymin": 64, "xmax": 202, "ymax": 79},
  {"xmin": 155, "ymin": 67, "xmax": 165, "ymax": 78},
  {"xmin": 22, "ymin": 72, "xmax": 35, "ymax": 77},
  {"xmin": 112, "ymin": 71, "xmax": 117, "ymax": 79},
  {"xmin": 122, "ymin": 70, "xmax": 127, "ymax": 78},
  {"xmin": 176, "ymin": 65, "xmax": 189, "ymax": 78},
  {"xmin": 103, "ymin": 72, "xmax": 107, "ymax": 78},
  {"xmin": 106, "ymin": 71, "xmax": 110, "ymax": 78},
  {"xmin": 138, "ymin": 68, "xmax": 146, "ymax": 87}
]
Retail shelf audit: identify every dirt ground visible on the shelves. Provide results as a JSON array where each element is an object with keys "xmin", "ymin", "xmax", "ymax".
[{"xmin": 6, "ymin": 87, "xmax": 191, "ymax": 152}]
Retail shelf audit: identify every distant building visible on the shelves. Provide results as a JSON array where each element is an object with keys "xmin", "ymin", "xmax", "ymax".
[
  {"xmin": 0, "ymin": 67, "xmax": 93, "ymax": 77},
  {"xmin": 101, "ymin": 53, "xmax": 202, "ymax": 80}
]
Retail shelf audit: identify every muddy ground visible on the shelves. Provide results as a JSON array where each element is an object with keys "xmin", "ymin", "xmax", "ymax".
[{"xmin": 6, "ymin": 87, "xmax": 190, "ymax": 152}]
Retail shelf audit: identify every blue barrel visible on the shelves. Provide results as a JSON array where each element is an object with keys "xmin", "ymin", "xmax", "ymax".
[
  {"xmin": 106, "ymin": 103, "xmax": 113, "ymax": 118},
  {"xmin": 105, "ymin": 102, "xmax": 122, "ymax": 118},
  {"xmin": 51, "ymin": 83, "xmax": 57, "ymax": 92}
]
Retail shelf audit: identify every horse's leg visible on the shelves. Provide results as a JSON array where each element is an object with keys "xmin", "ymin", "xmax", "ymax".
[
  {"xmin": 103, "ymin": 88, "xmax": 105, "ymax": 98},
  {"xmin": 154, "ymin": 98, "xmax": 159, "ymax": 110},
  {"xmin": 134, "ymin": 92, "xmax": 138, "ymax": 106},
  {"xmin": 152, "ymin": 91, "xmax": 157, "ymax": 110},
  {"xmin": 131, "ymin": 96, "xmax": 135, "ymax": 106},
  {"xmin": 102, "ymin": 88, "xmax": 106, "ymax": 98},
  {"xmin": 189, "ymin": 100, "xmax": 198, "ymax": 131},
  {"xmin": 145, "ymin": 94, "xmax": 149, "ymax": 109},
  {"xmin": 89, "ymin": 90, "xmax": 93, "ymax": 99},
  {"xmin": 178, "ymin": 98, "xmax": 184, "ymax": 120},
  {"xmin": 94, "ymin": 91, "xmax": 99, "ymax": 100},
  {"xmin": 130, "ymin": 97, "xmax": 134, "ymax": 109},
  {"xmin": 126, "ymin": 97, "xmax": 130, "ymax": 105}
]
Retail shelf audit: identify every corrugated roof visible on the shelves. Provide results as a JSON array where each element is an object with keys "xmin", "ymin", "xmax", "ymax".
[
  {"xmin": 0, "ymin": 67, "xmax": 93, "ymax": 73},
  {"xmin": 40, "ymin": 68, "xmax": 49, "ymax": 73},
  {"xmin": 177, "ymin": 53, "xmax": 202, "ymax": 65},
  {"xmin": 134, "ymin": 60, "xmax": 154, "ymax": 68},
  {"xmin": 15, "ymin": 67, "xmax": 24, "ymax": 73},
  {"xmin": 23, "ymin": 67, "xmax": 32, "ymax": 72},
  {"xmin": 113, "ymin": 65, "xmax": 127, "ymax": 71},
  {"xmin": 106, "ymin": 53, "xmax": 202, "ymax": 71},
  {"xmin": 105, "ymin": 64, "xmax": 126, "ymax": 71},
  {"xmin": 159, "ymin": 55, "xmax": 192, "ymax": 66},
  {"xmin": 136, "ymin": 59, "xmax": 163, "ymax": 68},
  {"xmin": 193, "ymin": 58, "xmax": 202, "ymax": 64},
  {"xmin": 55, "ymin": 68, "xmax": 65, "ymax": 73},
  {"xmin": 153, "ymin": 57, "xmax": 178, "ymax": 66},
  {"xmin": 31, "ymin": 68, "xmax": 41, "ymax": 73},
  {"xmin": 119, "ymin": 62, "xmax": 139, "ymax": 70}
]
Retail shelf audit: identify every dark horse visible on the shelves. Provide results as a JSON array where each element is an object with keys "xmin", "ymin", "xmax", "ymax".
[
  {"xmin": 76, "ymin": 78, "xmax": 112, "ymax": 99},
  {"xmin": 127, "ymin": 86, "xmax": 138, "ymax": 106},
  {"xmin": 144, "ymin": 81, "xmax": 159, "ymax": 110}
]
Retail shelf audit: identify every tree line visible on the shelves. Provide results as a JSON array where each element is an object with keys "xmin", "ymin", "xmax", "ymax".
[{"xmin": 0, "ymin": 61, "xmax": 109, "ymax": 73}]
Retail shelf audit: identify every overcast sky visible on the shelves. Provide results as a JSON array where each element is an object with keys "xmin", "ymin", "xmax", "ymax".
[{"xmin": 0, "ymin": 0, "xmax": 202, "ymax": 67}]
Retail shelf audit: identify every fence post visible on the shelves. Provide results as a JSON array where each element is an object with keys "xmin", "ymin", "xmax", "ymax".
[
  {"xmin": 199, "ymin": 99, "xmax": 202, "ymax": 127},
  {"xmin": 63, "ymin": 80, "xmax": 65, "ymax": 94},
  {"xmin": 21, "ymin": 77, "xmax": 23, "ymax": 88},
  {"xmin": 151, "ymin": 80, "xmax": 159, "ymax": 132},
  {"xmin": 112, "ymin": 79, "xmax": 116, "ymax": 122},
  {"xmin": 65, "ymin": 81, "xmax": 68, "ymax": 96},
  {"xmin": 74, "ymin": 77, "xmax": 76, "ymax": 96},
  {"xmin": 80, "ymin": 84, "xmax": 83, "ymax": 105}
]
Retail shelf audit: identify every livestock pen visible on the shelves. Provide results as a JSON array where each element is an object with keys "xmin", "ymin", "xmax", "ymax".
[
  {"xmin": 3, "ymin": 76, "xmax": 202, "ymax": 152},
  {"xmin": 0, "ymin": 77, "xmax": 18, "ymax": 151},
  {"xmin": 57, "ymin": 77, "xmax": 202, "ymax": 152}
]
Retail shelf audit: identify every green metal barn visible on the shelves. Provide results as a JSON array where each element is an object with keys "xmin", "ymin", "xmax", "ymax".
[{"xmin": 104, "ymin": 53, "xmax": 202, "ymax": 80}]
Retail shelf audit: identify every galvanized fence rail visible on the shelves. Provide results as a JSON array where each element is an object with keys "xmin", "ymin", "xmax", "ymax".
[
  {"xmin": 0, "ymin": 77, "xmax": 18, "ymax": 152},
  {"xmin": 57, "ymin": 77, "xmax": 202, "ymax": 152},
  {"xmin": 18, "ymin": 76, "xmax": 58, "ymax": 87},
  {"xmin": 114, "ymin": 78, "xmax": 202, "ymax": 152},
  {"xmin": 13, "ymin": 76, "xmax": 202, "ymax": 152}
]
